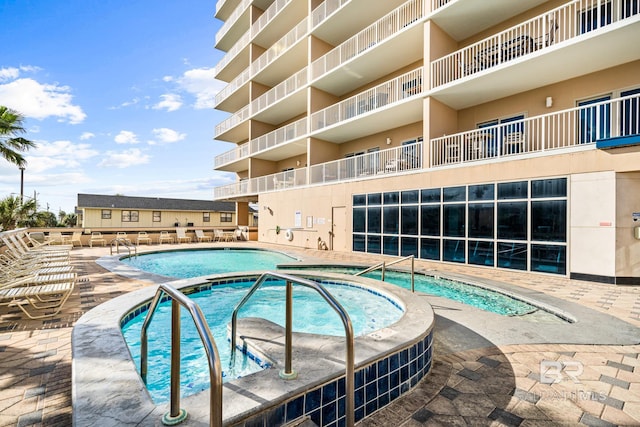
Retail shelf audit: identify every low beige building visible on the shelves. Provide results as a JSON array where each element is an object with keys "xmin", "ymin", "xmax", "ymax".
[{"xmin": 77, "ymin": 193, "xmax": 254, "ymax": 230}]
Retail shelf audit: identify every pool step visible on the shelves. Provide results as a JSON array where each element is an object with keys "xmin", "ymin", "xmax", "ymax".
[{"xmin": 283, "ymin": 417, "xmax": 318, "ymax": 427}]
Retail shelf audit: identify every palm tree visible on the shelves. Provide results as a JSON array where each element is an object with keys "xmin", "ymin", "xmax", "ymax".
[
  {"xmin": 0, "ymin": 106, "xmax": 36, "ymax": 167},
  {"xmin": 0, "ymin": 195, "xmax": 37, "ymax": 230}
]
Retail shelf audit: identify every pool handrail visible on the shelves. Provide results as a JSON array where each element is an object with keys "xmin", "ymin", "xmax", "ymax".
[
  {"xmin": 355, "ymin": 255, "xmax": 415, "ymax": 292},
  {"xmin": 230, "ymin": 271, "xmax": 355, "ymax": 427},
  {"xmin": 110, "ymin": 237, "xmax": 137, "ymax": 257},
  {"xmin": 140, "ymin": 283, "xmax": 223, "ymax": 427}
]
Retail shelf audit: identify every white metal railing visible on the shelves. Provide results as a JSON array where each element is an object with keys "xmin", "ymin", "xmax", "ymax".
[
  {"xmin": 215, "ymin": 65, "xmax": 251, "ymax": 107},
  {"xmin": 250, "ymin": 118, "xmax": 307, "ymax": 154},
  {"xmin": 251, "ymin": 18, "xmax": 309, "ymax": 77},
  {"xmin": 250, "ymin": 68, "xmax": 308, "ymax": 114},
  {"xmin": 213, "ymin": 142, "xmax": 249, "ymax": 168},
  {"xmin": 309, "ymin": 142, "xmax": 423, "ymax": 185},
  {"xmin": 430, "ymin": 93, "xmax": 640, "ymax": 166},
  {"xmin": 215, "ymin": 0, "xmax": 252, "ymax": 45},
  {"xmin": 311, "ymin": 0, "xmax": 425, "ymax": 80},
  {"xmin": 432, "ymin": 0, "xmax": 640, "ymax": 87},
  {"xmin": 311, "ymin": 68, "xmax": 423, "ymax": 131},
  {"xmin": 215, "ymin": 104, "xmax": 250, "ymax": 137},
  {"xmin": 213, "ymin": 168, "xmax": 308, "ymax": 199},
  {"xmin": 431, "ymin": 0, "xmax": 451, "ymax": 11},
  {"xmin": 214, "ymin": 29, "xmax": 251, "ymax": 78},
  {"xmin": 252, "ymin": 0, "xmax": 292, "ymax": 36},
  {"xmin": 311, "ymin": 0, "xmax": 351, "ymax": 27}
]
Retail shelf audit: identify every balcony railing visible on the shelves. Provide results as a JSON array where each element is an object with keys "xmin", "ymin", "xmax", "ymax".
[
  {"xmin": 311, "ymin": 0, "xmax": 425, "ymax": 80},
  {"xmin": 215, "ymin": 118, "xmax": 307, "ymax": 168},
  {"xmin": 215, "ymin": 104, "xmax": 250, "ymax": 137},
  {"xmin": 215, "ymin": 0, "xmax": 252, "ymax": 46},
  {"xmin": 311, "ymin": 0, "xmax": 351, "ymax": 27},
  {"xmin": 432, "ymin": 0, "xmax": 640, "ymax": 87},
  {"xmin": 311, "ymin": 68, "xmax": 423, "ymax": 131},
  {"xmin": 251, "ymin": 18, "xmax": 309, "ymax": 77},
  {"xmin": 431, "ymin": 0, "xmax": 451, "ymax": 11},
  {"xmin": 213, "ymin": 168, "xmax": 308, "ymax": 199},
  {"xmin": 214, "ymin": 29, "xmax": 251, "ymax": 78},
  {"xmin": 430, "ymin": 93, "xmax": 640, "ymax": 167},
  {"xmin": 215, "ymin": 65, "xmax": 251, "ymax": 107},
  {"xmin": 252, "ymin": 0, "xmax": 292, "ymax": 36},
  {"xmin": 309, "ymin": 142, "xmax": 423, "ymax": 185},
  {"xmin": 250, "ymin": 68, "xmax": 308, "ymax": 115}
]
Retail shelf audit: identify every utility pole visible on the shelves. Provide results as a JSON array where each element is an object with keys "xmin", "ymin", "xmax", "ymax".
[{"xmin": 19, "ymin": 166, "xmax": 24, "ymax": 203}]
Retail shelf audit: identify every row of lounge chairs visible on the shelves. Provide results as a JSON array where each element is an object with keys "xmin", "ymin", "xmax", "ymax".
[
  {"xmin": 87, "ymin": 228, "xmax": 248, "ymax": 246},
  {"xmin": 0, "ymin": 231, "xmax": 76, "ymax": 319}
]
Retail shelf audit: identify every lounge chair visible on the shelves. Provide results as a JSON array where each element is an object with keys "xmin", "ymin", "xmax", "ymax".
[
  {"xmin": 158, "ymin": 231, "xmax": 174, "ymax": 244},
  {"xmin": 3, "ymin": 235, "xmax": 70, "ymax": 262},
  {"xmin": 175, "ymin": 227, "xmax": 191, "ymax": 243},
  {"xmin": 136, "ymin": 232, "xmax": 152, "ymax": 245},
  {"xmin": 68, "ymin": 231, "xmax": 83, "ymax": 247},
  {"xmin": 0, "ymin": 274, "xmax": 76, "ymax": 319},
  {"xmin": 89, "ymin": 232, "xmax": 106, "ymax": 247},
  {"xmin": 213, "ymin": 229, "xmax": 225, "ymax": 242},
  {"xmin": 22, "ymin": 232, "xmax": 72, "ymax": 252},
  {"xmin": 116, "ymin": 232, "xmax": 132, "ymax": 245},
  {"xmin": 194, "ymin": 230, "xmax": 212, "ymax": 242}
]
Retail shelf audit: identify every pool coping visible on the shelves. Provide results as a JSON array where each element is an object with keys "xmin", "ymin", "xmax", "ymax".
[{"xmin": 71, "ymin": 270, "xmax": 435, "ymax": 426}]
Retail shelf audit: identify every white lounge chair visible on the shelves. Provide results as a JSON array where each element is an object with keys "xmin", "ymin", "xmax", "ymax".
[
  {"xmin": 175, "ymin": 228, "xmax": 191, "ymax": 243},
  {"xmin": 158, "ymin": 231, "xmax": 174, "ymax": 244},
  {"xmin": 89, "ymin": 232, "xmax": 106, "ymax": 247},
  {"xmin": 194, "ymin": 230, "xmax": 212, "ymax": 242},
  {"xmin": 0, "ymin": 274, "xmax": 76, "ymax": 319},
  {"xmin": 136, "ymin": 232, "xmax": 152, "ymax": 245}
]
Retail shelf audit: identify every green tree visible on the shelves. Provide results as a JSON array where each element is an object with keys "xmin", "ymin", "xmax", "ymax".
[
  {"xmin": 0, "ymin": 195, "xmax": 37, "ymax": 230},
  {"xmin": 0, "ymin": 106, "xmax": 36, "ymax": 167},
  {"xmin": 61, "ymin": 212, "xmax": 78, "ymax": 227}
]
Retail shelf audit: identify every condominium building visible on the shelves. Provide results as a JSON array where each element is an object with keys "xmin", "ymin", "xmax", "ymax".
[{"xmin": 212, "ymin": 0, "xmax": 640, "ymax": 284}]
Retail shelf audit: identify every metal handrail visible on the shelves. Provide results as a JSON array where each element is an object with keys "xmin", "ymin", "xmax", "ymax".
[
  {"xmin": 355, "ymin": 255, "xmax": 415, "ymax": 292},
  {"xmin": 230, "ymin": 271, "xmax": 355, "ymax": 427},
  {"xmin": 140, "ymin": 284, "xmax": 223, "ymax": 427},
  {"xmin": 110, "ymin": 237, "xmax": 137, "ymax": 256}
]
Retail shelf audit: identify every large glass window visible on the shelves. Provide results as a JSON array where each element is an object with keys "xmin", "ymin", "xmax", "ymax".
[
  {"xmin": 531, "ymin": 244, "xmax": 566, "ymax": 274},
  {"xmin": 401, "ymin": 190, "xmax": 419, "ymax": 204},
  {"xmin": 468, "ymin": 203, "xmax": 494, "ymax": 238},
  {"xmin": 401, "ymin": 237, "xmax": 418, "ymax": 257},
  {"xmin": 532, "ymin": 178, "xmax": 566, "ymax": 198},
  {"xmin": 443, "ymin": 186, "xmax": 466, "ymax": 202},
  {"xmin": 353, "ymin": 208, "xmax": 366, "ymax": 233},
  {"xmin": 531, "ymin": 200, "xmax": 566, "ymax": 242},
  {"xmin": 468, "ymin": 184, "xmax": 494, "ymax": 201},
  {"xmin": 401, "ymin": 206, "xmax": 418, "ymax": 235},
  {"xmin": 497, "ymin": 242, "xmax": 527, "ymax": 270},
  {"xmin": 497, "ymin": 202, "xmax": 527, "ymax": 240},
  {"xmin": 420, "ymin": 238, "xmax": 440, "ymax": 260},
  {"xmin": 421, "ymin": 188, "xmax": 440, "ymax": 203},
  {"xmin": 353, "ymin": 234, "xmax": 366, "ymax": 252},
  {"xmin": 443, "ymin": 239, "xmax": 465, "ymax": 263},
  {"xmin": 498, "ymin": 181, "xmax": 528, "ymax": 199},
  {"xmin": 367, "ymin": 207, "xmax": 381, "ymax": 233},
  {"xmin": 367, "ymin": 235, "xmax": 381, "ymax": 254},
  {"xmin": 421, "ymin": 205, "xmax": 440, "ymax": 236},
  {"xmin": 383, "ymin": 206, "xmax": 399, "ymax": 234},
  {"xmin": 468, "ymin": 241, "xmax": 494, "ymax": 266},
  {"xmin": 443, "ymin": 204, "xmax": 465, "ymax": 237},
  {"xmin": 383, "ymin": 236, "xmax": 399, "ymax": 256}
]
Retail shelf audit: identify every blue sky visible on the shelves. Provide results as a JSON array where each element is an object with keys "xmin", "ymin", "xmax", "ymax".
[{"xmin": 0, "ymin": 0, "xmax": 233, "ymax": 214}]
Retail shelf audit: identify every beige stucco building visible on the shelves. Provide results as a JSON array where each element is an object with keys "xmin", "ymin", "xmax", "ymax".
[{"xmin": 211, "ymin": 0, "xmax": 640, "ymax": 284}]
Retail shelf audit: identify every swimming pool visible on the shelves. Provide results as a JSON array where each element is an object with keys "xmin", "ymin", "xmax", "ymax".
[
  {"xmin": 121, "ymin": 277, "xmax": 404, "ymax": 403},
  {"xmin": 119, "ymin": 249, "xmax": 537, "ymax": 316},
  {"xmin": 121, "ymin": 248, "xmax": 298, "ymax": 278}
]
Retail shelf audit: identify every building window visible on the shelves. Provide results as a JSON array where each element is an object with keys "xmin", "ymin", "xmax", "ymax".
[
  {"xmin": 122, "ymin": 210, "xmax": 139, "ymax": 222},
  {"xmin": 352, "ymin": 177, "xmax": 567, "ymax": 275},
  {"xmin": 101, "ymin": 210, "xmax": 111, "ymax": 219},
  {"xmin": 220, "ymin": 212, "xmax": 233, "ymax": 222},
  {"xmin": 203, "ymin": 212, "xmax": 210, "ymax": 222},
  {"xmin": 153, "ymin": 211, "xmax": 161, "ymax": 222}
]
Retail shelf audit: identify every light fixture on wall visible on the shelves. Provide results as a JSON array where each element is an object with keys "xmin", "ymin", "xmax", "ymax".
[
  {"xmin": 296, "ymin": 160, "xmax": 300, "ymax": 166},
  {"xmin": 386, "ymin": 137, "xmax": 392, "ymax": 145},
  {"xmin": 545, "ymin": 96, "xmax": 553, "ymax": 108}
]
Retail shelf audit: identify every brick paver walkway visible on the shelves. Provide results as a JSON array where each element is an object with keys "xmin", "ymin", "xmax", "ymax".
[{"xmin": 0, "ymin": 243, "xmax": 638, "ymax": 426}]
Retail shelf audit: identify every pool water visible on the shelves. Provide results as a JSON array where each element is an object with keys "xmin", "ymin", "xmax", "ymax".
[
  {"xmin": 122, "ymin": 279, "xmax": 403, "ymax": 403},
  {"xmin": 122, "ymin": 248, "xmax": 298, "ymax": 278}
]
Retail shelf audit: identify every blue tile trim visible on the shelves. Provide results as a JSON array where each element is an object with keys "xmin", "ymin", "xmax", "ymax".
[{"xmin": 244, "ymin": 329, "xmax": 434, "ymax": 427}]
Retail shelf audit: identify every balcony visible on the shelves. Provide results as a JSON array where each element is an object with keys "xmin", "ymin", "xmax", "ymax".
[
  {"xmin": 251, "ymin": 68, "xmax": 308, "ymax": 124},
  {"xmin": 215, "ymin": 118, "xmax": 307, "ymax": 171},
  {"xmin": 215, "ymin": 104, "xmax": 250, "ymax": 142},
  {"xmin": 215, "ymin": 0, "xmax": 253, "ymax": 51},
  {"xmin": 431, "ymin": 0, "xmax": 640, "ymax": 109},
  {"xmin": 215, "ymin": 65, "xmax": 251, "ymax": 113},
  {"xmin": 430, "ymin": 93, "xmax": 640, "ymax": 167},
  {"xmin": 311, "ymin": 0, "xmax": 425, "ymax": 95},
  {"xmin": 212, "ymin": 143, "xmax": 423, "ymax": 200},
  {"xmin": 311, "ymin": 68, "xmax": 424, "ymax": 143},
  {"xmin": 214, "ymin": 30, "xmax": 251, "ymax": 84}
]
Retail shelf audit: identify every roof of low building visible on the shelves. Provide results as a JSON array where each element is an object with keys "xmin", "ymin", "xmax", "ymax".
[{"xmin": 77, "ymin": 193, "xmax": 237, "ymax": 212}]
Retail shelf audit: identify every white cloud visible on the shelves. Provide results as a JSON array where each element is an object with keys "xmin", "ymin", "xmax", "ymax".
[
  {"xmin": 114, "ymin": 130, "xmax": 139, "ymax": 144},
  {"xmin": 80, "ymin": 132, "xmax": 95, "ymax": 140},
  {"xmin": 152, "ymin": 93, "xmax": 182, "ymax": 112},
  {"xmin": 0, "ymin": 77, "xmax": 86, "ymax": 124},
  {"xmin": 25, "ymin": 140, "xmax": 100, "ymax": 173},
  {"xmin": 149, "ymin": 127, "xmax": 186, "ymax": 145},
  {"xmin": 98, "ymin": 148, "xmax": 150, "ymax": 168},
  {"xmin": 174, "ymin": 67, "xmax": 225, "ymax": 110},
  {"xmin": 0, "ymin": 67, "xmax": 20, "ymax": 82}
]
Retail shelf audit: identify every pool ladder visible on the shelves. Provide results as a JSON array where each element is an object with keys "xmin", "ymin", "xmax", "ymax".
[
  {"xmin": 230, "ymin": 271, "xmax": 356, "ymax": 427},
  {"xmin": 109, "ymin": 237, "xmax": 137, "ymax": 257},
  {"xmin": 355, "ymin": 254, "xmax": 415, "ymax": 292},
  {"xmin": 140, "ymin": 283, "xmax": 223, "ymax": 427}
]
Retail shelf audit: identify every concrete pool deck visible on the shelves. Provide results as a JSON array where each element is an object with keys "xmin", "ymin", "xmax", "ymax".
[{"xmin": 0, "ymin": 242, "xmax": 639, "ymax": 426}]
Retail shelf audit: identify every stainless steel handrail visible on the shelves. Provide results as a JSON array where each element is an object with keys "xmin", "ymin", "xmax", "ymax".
[
  {"xmin": 110, "ymin": 237, "xmax": 137, "ymax": 256},
  {"xmin": 140, "ymin": 283, "xmax": 223, "ymax": 427},
  {"xmin": 229, "ymin": 271, "xmax": 355, "ymax": 427},
  {"xmin": 355, "ymin": 255, "xmax": 415, "ymax": 292}
]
